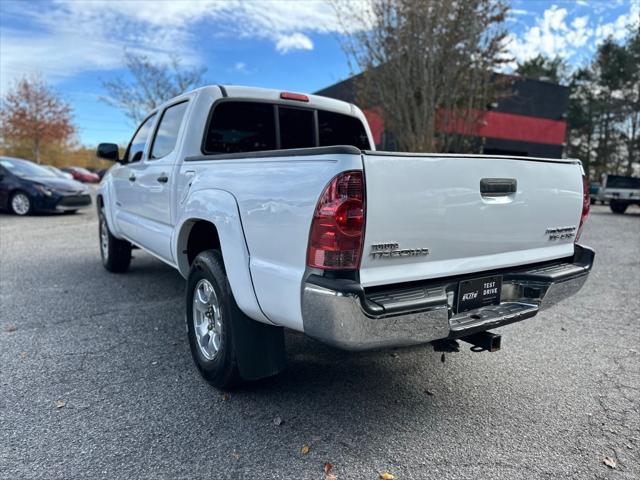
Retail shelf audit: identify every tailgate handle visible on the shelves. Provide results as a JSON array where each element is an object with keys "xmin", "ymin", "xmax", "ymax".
[{"xmin": 480, "ymin": 178, "xmax": 517, "ymax": 196}]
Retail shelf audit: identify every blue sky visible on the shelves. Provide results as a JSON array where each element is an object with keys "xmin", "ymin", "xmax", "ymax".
[{"xmin": 1, "ymin": 0, "xmax": 637, "ymax": 146}]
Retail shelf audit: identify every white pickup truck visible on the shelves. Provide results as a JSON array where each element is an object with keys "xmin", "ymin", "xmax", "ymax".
[{"xmin": 96, "ymin": 85, "xmax": 594, "ymax": 389}]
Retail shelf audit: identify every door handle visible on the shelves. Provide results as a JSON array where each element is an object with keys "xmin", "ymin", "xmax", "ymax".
[
  {"xmin": 128, "ymin": 174, "xmax": 136, "ymax": 182},
  {"xmin": 157, "ymin": 175, "xmax": 169, "ymax": 184},
  {"xmin": 480, "ymin": 178, "xmax": 517, "ymax": 196}
]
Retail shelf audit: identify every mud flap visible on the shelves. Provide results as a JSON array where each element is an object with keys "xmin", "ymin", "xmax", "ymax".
[{"xmin": 229, "ymin": 292, "xmax": 286, "ymax": 381}]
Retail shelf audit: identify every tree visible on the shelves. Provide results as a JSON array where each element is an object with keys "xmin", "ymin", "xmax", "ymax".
[
  {"xmin": 567, "ymin": 27, "xmax": 640, "ymax": 178},
  {"xmin": 516, "ymin": 55, "xmax": 568, "ymax": 84},
  {"xmin": 0, "ymin": 76, "xmax": 75, "ymax": 164},
  {"xmin": 334, "ymin": 0, "xmax": 510, "ymax": 152},
  {"xmin": 102, "ymin": 52, "xmax": 206, "ymax": 124}
]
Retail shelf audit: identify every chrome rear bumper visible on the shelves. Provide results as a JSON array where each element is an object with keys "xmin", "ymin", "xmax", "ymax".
[{"xmin": 301, "ymin": 245, "xmax": 594, "ymax": 351}]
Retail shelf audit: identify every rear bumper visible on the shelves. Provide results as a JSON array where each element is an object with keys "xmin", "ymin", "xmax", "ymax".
[{"xmin": 301, "ymin": 245, "xmax": 594, "ymax": 351}]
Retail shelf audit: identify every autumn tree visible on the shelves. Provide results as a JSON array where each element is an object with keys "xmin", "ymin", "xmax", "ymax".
[
  {"xmin": 334, "ymin": 0, "xmax": 510, "ymax": 152},
  {"xmin": 102, "ymin": 52, "xmax": 206, "ymax": 123},
  {"xmin": 0, "ymin": 76, "xmax": 75, "ymax": 164}
]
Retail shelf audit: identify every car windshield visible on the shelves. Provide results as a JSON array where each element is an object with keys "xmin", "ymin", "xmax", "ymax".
[
  {"xmin": 0, "ymin": 157, "xmax": 56, "ymax": 178},
  {"xmin": 46, "ymin": 167, "xmax": 68, "ymax": 178}
]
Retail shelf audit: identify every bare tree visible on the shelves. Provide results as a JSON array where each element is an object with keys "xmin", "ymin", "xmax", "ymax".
[
  {"xmin": 0, "ymin": 76, "xmax": 75, "ymax": 163},
  {"xmin": 102, "ymin": 53, "xmax": 206, "ymax": 124},
  {"xmin": 335, "ymin": 0, "xmax": 510, "ymax": 152}
]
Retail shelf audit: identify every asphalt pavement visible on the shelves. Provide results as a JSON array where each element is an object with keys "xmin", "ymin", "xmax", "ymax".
[{"xmin": 1, "ymin": 199, "xmax": 639, "ymax": 480}]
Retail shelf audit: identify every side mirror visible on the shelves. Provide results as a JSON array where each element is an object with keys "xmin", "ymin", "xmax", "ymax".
[{"xmin": 97, "ymin": 143, "xmax": 120, "ymax": 162}]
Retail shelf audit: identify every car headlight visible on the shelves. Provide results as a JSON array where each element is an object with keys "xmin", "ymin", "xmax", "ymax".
[{"xmin": 34, "ymin": 184, "xmax": 54, "ymax": 196}]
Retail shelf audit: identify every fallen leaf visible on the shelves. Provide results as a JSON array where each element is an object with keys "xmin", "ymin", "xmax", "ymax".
[
  {"xmin": 603, "ymin": 456, "xmax": 617, "ymax": 469},
  {"xmin": 232, "ymin": 451, "xmax": 240, "ymax": 460},
  {"xmin": 326, "ymin": 475, "xmax": 337, "ymax": 480},
  {"xmin": 273, "ymin": 416, "xmax": 283, "ymax": 426},
  {"xmin": 19, "ymin": 352, "xmax": 28, "ymax": 359},
  {"xmin": 5, "ymin": 325, "xmax": 17, "ymax": 333},
  {"xmin": 151, "ymin": 361, "xmax": 158, "ymax": 365},
  {"xmin": 380, "ymin": 473, "xmax": 395, "ymax": 480},
  {"xmin": 424, "ymin": 389, "xmax": 434, "ymax": 396},
  {"xmin": 301, "ymin": 445, "xmax": 310, "ymax": 455},
  {"xmin": 55, "ymin": 400, "xmax": 66, "ymax": 409},
  {"xmin": 221, "ymin": 393, "xmax": 230, "ymax": 401},
  {"xmin": 390, "ymin": 352, "xmax": 399, "ymax": 358},
  {"xmin": 323, "ymin": 462, "xmax": 333, "ymax": 475}
]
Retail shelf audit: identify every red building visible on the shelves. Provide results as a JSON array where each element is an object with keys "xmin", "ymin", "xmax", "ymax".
[{"xmin": 316, "ymin": 74, "xmax": 569, "ymax": 158}]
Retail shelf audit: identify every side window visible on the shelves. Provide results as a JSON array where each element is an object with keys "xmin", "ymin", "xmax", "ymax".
[
  {"xmin": 150, "ymin": 101, "xmax": 189, "ymax": 159},
  {"xmin": 318, "ymin": 110, "xmax": 370, "ymax": 150},
  {"xmin": 203, "ymin": 102, "xmax": 276, "ymax": 154},
  {"xmin": 125, "ymin": 113, "xmax": 156, "ymax": 163},
  {"xmin": 278, "ymin": 107, "xmax": 315, "ymax": 149}
]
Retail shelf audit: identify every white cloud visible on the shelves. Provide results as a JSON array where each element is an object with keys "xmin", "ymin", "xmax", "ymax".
[
  {"xmin": 275, "ymin": 33, "xmax": 314, "ymax": 54},
  {"xmin": 505, "ymin": 2, "xmax": 638, "ymax": 71},
  {"xmin": 0, "ymin": 0, "xmax": 373, "ymax": 87},
  {"xmin": 233, "ymin": 62, "xmax": 248, "ymax": 74}
]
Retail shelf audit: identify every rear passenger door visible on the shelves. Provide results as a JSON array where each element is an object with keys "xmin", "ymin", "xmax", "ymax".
[{"xmin": 131, "ymin": 100, "xmax": 189, "ymax": 262}]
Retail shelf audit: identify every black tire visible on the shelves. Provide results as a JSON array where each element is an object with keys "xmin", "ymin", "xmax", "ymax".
[
  {"xmin": 99, "ymin": 209, "xmax": 131, "ymax": 272},
  {"xmin": 610, "ymin": 201, "xmax": 628, "ymax": 214},
  {"xmin": 186, "ymin": 250, "xmax": 285, "ymax": 390},
  {"xmin": 9, "ymin": 191, "xmax": 32, "ymax": 216},
  {"xmin": 589, "ymin": 197, "xmax": 595, "ymax": 205}
]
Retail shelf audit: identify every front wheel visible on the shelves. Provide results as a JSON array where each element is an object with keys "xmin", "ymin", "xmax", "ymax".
[
  {"xmin": 10, "ymin": 191, "xmax": 32, "ymax": 216},
  {"xmin": 99, "ymin": 209, "xmax": 131, "ymax": 272}
]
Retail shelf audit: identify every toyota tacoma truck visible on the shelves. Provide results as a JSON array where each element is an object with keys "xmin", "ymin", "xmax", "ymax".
[{"xmin": 96, "ymin": 85, "xmax": 594, "ymax": 389}]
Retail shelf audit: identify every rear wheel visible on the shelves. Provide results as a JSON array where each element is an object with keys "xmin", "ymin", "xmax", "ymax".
[
  {"xmin": 99, "ymin": 209, "xmax": 131, "ymax": 272},
  {"xmin": 10, "ymin": 191, "xmax": 32, "ymax": 216},
  {"xmin": 186, "ymin": 250, "xmax": 285, "ymax": 390},
  {"xmin": 610, "ymin": 201, "xmax": 628, "ymax": 214}
]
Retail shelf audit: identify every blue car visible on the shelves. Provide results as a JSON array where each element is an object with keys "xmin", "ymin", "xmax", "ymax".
[{"xmin": 0, "ymin": 156, "xmax": 92, "ymax": 215}]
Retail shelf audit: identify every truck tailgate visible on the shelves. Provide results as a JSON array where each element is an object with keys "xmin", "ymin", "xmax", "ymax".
[{"xmin": 360, "ymin": 153, "xmax": 584, "ymax": 287}]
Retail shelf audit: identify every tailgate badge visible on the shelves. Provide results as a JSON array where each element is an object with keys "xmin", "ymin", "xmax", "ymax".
[
  {"xmin": 545, "ymin": 226, "xmax": 576, "ymax": 241},
  {"xmin": 370, "ymin": 242, "xmax": 430, "ymax": 259}
]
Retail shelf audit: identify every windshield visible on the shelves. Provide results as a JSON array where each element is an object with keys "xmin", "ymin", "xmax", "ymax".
[
  {"xmin": 0, "ymin": 157, "xmax": 56, "ymax": 178},
  {"xmin": 46, "ymin": 166, "xmax": 68, "ymax": 178}
]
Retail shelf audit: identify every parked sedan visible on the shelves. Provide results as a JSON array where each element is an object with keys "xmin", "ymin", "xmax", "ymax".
[
  {"xmin": 43, "ymin": 165, "xmax": 74, "ymax": 180},
  {"xmin": 61, "ymin": 166, "xmax": 100, "ymax": 183},
  {"xmin": 0, "ymin": 157, "xmax": 92, "ymax": 215}
]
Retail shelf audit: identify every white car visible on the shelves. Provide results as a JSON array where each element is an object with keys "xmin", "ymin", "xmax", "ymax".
[{"xmin": 96, "ymin": 85, "xmax": 594, "ymax": 389}]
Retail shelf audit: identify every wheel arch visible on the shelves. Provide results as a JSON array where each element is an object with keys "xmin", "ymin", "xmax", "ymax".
[{"xmin": 174, "ymin": 189, "xmax": 272, "ymax": 325}]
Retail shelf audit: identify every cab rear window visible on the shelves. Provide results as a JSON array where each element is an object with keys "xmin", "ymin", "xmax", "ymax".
[
  {"xmin": 318, "ymin": 110, "xmax": 370, "ymax": 149},
  {"xmin": 203, "ymin": 102, "xmax": 276, "ymax": 154},
  {"xmin": 202, "ymin": 100, "xmax": 370, "ymax": 154}
]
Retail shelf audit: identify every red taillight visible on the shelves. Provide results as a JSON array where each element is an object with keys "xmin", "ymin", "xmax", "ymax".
[
  {"xmin": 280, "ymin": 92, "xmax": 309, "ymax": 102},
  {"xmin": 576, "ymin": 174, "xmax": 590, "ymax": 242},
  {"xmin": 307, "ymin": 171, "xmax": 365, "ymax": 269}
]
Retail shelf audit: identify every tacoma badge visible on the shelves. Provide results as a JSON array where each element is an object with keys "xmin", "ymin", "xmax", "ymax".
[{"xmin": 370, "ymin": 243, "xmax": 430, "ymax": 259}]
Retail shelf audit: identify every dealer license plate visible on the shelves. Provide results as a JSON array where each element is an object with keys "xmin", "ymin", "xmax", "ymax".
[{"xmin": 456, "ymin": 275, "xmax": 502, "ymax": 313}]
